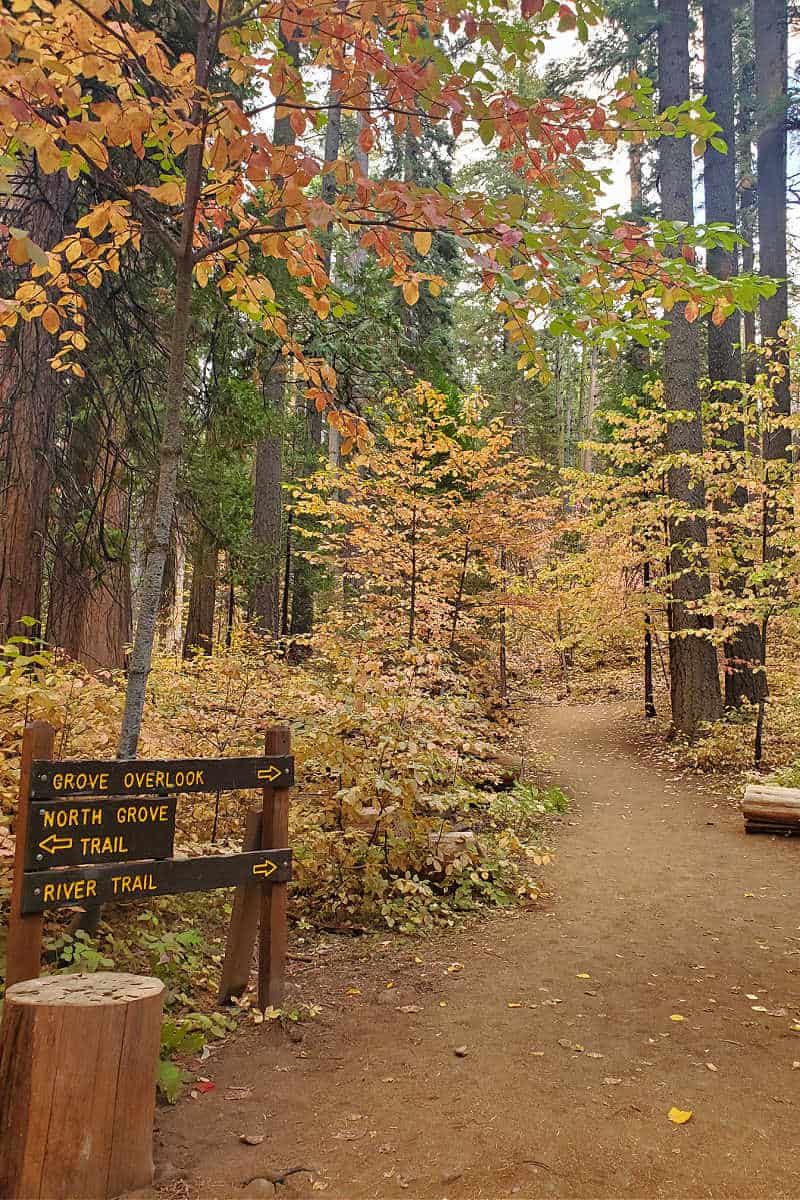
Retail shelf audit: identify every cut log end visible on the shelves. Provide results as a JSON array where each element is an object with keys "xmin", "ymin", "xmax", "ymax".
[{"xmin": 0, "ymin": 971, "xmax": 164, "ymax": 1200}]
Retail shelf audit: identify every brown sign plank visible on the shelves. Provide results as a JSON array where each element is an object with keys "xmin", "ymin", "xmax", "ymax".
[
  {"xmin": 25, "ymin": 797, "xmax": 177, "ymax": 871},
  {"xmin": 30, "ymin": 756, "xmax": 294, "ymax": 799},
  {"xmin": 21, "ymin": 849, "xmax": 292, "ymax": 914}
]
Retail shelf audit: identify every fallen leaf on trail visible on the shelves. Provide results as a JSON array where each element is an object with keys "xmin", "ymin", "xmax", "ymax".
[
  {"xmin": 530, "ymin": 1051, "xmax": 545, "ymax": 1057},
  {"xmin": 194, "ymin": 1081, "xmax": 215, "ymax": 1094},
  {"xmin": 670, "ymin": 1014, "xmax": 685, "ymax": 1022},
  {"xmin": 439, "ymin": 1001, "xmax": 447, "ymax": 1007},
  {"xmin": 508, "ymin": 1001, "xmax": 524, "ymax": 1008},
  {"xmin": 446, "ymin": 962, "xmax": 464, "ymax": 974},
  {"xmin": 414, "ymin": 956, "xmax": 423, "ymax": 964},
  {"xmin": 239, "ymin": 1134, "xmax": 265, "ymax": 1146},
  {"xmin": 558, "ymin": 1039, "xmax": 585, "ymax": 1052},
  {"xmin": 668, "ymin": 1107, "xmax": 693, "ymax": 1125},
  {"xmin": 398, "ymin": 1004, "xmax": 422, "ymax": 1014},
  {"xmin": 705, "ymin": 1063, "xmax": 718, "ymax": 1072},
  {"xmin": 746, "ymin": 993, "xmax": 759, "ymax": 1000},
  {"xmin": 385, "ymin": 981, "xmax": 396, "ymax": 989},
  {"xmin": 751, "ymin": 1005, "xmax": 768, "ymax": 1012},
  {"xmin": 346, "ymin": 988, "xmax": 361, "ymax": 996},
  {"xmin": 576, "ymin": 973, "xmax": 591, "ymax": 979},
  {"xmin": 312, "ymin": 1182, "xmax": 329, "ymax": 1191}
]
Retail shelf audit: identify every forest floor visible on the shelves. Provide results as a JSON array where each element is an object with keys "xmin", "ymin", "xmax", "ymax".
[{"xmin": 147, "ymin": 700, "xmax": 800, "ymax": 1200}]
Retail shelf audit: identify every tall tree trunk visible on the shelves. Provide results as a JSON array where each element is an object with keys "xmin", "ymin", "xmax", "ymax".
[
  {"xmin": 704, "ymin": 0, "xmax": 765, "ymax": 707},
  {"xmin": 321, "ymin": 68, "xmax": 343, "ymax": 279},
  {"xmin": 117, "ymin": 4, "xmax": 212, "ymax": 758},
  {"xmin": 754, "ymin": 0, "xmax": 790, "ymax": 459},
  {"xmin": 0, "ymin": 167, "xmax": 75, "ymax": 641},
  {"xmin": 658, "ymin": 0, "xmax": 722, "ymax": 733},
  {"xmin": 250, "ymin": 32, "xmax": 297, "ymax": 642},
  {"xmin": 579, "ymin": 346, "xmax": 599, "ymax": 473},
  {"xmin": 251, "ymin": 368, "xmax": 284, "ymax": 639},
  {"xmin": 183, "ymin": 526, "xmax": 218, "ymax": 655},
  {"xmin": 289, "ymin": 394, "xmax": 322, "ymax": 644},
  {"xmin": 47, "ymin": 407, "xmax": 132, "ymax": 672}
]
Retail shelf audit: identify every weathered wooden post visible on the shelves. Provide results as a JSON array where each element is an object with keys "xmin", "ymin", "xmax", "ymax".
[
  {"xmin": 0, "ymin": 972, "xmax": 164, "ymax": 1200},
  {"xmin": 259, "ymin": 725, "xmax": 291, "ymax": 1010},
  {"xmin": 5, "ymin": 721, "xmax": 55, "ymax": 988}
]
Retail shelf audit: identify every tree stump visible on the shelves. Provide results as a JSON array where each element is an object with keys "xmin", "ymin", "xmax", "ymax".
[{"xmin": 0, "ymin": 972, "xmax": 164, "ymax": 1200}]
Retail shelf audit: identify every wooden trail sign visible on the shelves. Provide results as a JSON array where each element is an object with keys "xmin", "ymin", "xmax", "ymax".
[
  {"xmin": 6, "ymin": 726, "xmax": 295, "ymax": 1010},
  {"xmin": 25, "ymin": 796, "xmax": 177, "ymax": 869},
  {"xmin": 22, "ymin": 849, "xmax": 292, "ymax": 913},
  {"xmin": 31, "ymin": 754, "xmax": 293, "ymax": 798}
]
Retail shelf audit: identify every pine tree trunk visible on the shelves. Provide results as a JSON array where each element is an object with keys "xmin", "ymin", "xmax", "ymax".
[
  {"xmin": 0, "ymin": 168, "xmax": 75, "ymax": 641},
  {"xmin": 658, "ymin": 0, "xmax": 722, "ymax": 733},
  {"xmin": 183, "ymin": 526, "xmax": 218, "ymax": 655},
  {"xmin": 703, "ymin": 0, "xmax": 765, "ymax": 707},
  {"xmin": 754, "ymin": 0, "xmax": 790, "ymax": 459},
  {"xmin": 47, "ymin": 408, "xmax": 132, "ymax": 672},
  {"xmin": 251, "ymin": 377, "xmax": 283, "ymax": 640},
  {"xmin": 250, "ymin": 33, "xmax": 296, "ymax": 642}
]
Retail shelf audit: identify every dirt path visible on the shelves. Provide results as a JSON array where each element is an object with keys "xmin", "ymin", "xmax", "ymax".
[{"xmin": 156, "ymin": 702, "xmax": 800, "ymax": 1200}]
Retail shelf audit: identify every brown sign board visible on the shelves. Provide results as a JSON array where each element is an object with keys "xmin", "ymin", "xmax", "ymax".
[
  {"xmin": 21, "ymin": 848, "xmax": 292, "ymax": 914},
  {"xmin": 30, "ymin": 756, "xmax": 294, "ymax": 799},
  {"xmin": 25, "ymin": 797, "xmax": 177, "ymax": 870}
]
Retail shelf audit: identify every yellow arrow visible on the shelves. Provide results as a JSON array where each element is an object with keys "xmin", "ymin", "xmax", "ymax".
[
  {"xmin": 39, "ymin": 834, "xmax": 73, "ymax": 855},
  {"xmin": 257, "ymin": 765, "xmax": 282, "ymax": 783},
  {"xmin": 252, "ymin": 859, "xmax": 278, "ymax": 879}
]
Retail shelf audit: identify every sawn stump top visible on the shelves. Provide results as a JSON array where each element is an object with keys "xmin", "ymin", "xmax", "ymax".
[{"xmin": 6, "ymin": 971, "xmax": 164, "ymax": 1005}]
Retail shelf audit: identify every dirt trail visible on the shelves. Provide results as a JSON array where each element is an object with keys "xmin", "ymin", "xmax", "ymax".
[{"xmin": 157, "ymin": 702, "xmax": 800, "ymax": 1200}]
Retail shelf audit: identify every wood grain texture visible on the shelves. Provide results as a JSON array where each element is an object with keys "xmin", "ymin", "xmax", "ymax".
[
  {"xmin": 218, "ymin": 808, "xmax": 262, "ymax": 1003},
  {"xmin": 259, "ymin": 726, "xmax": 291, "ymax": 1010},
  {"xmin": 6, "ymin": 721, "xmax": 54, "ymax": 987},
  {"xmin": 0, "ymin": 972, "xmax": 163, "ymax": 1200}
]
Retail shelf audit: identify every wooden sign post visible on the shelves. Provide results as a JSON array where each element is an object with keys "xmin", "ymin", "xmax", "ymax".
[
  {"xmin": 218, "ymin": 725, "xmax": 293, "ymax": 1009},
  {"xmin": 4, "ymin": 730, "xmax": 295, "ymax": 1003},
  {"xmin": 6, "ymin": 721, "xmax": 55, "ymax": 988}
]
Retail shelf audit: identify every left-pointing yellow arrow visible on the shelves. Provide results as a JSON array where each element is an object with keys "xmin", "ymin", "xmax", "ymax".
[
  {"xmin": 39, "ymin": 834, "xmax": 73, "ymax": 854},
  {"xmin": 252, "ymin": 860, "xmax": 278, "ymax": 878}
]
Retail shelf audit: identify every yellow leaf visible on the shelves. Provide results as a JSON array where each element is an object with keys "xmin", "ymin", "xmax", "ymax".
[
  {"xmin": 402, "ymin": 280, "xmax": 419, "ymax": 306},
  {"xmin": 670, "ymin": 1014, "xmax": 685, "ymax": 1022},
  {"xmin": 413, "ymin": 230, "xmax": 432, "ymax": 256},
  {"xmin": 41, "ymin": 307, "xmax": 59, "ymax": 334},
  {"xmin": 576, "ymin": 973, "xmax": 591, "ymax": 979},
  {"xmin": 668, "ymin": 1107, "xmax": 693, "ymax": 1125},
  {"xmin": 507, "ymin": 1001, "xmax": 523, "ymax": 1008}
]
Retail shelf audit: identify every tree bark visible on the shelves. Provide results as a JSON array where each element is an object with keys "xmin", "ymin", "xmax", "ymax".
[
  {"xmin": 754, "ymin": 0, "xmax": 790, "ymax": 460},
  {"xmin": 116, "ymin": 3, "xmax": 212, "ymax": 758},
  {"xmin": 250, "ymin": 33, "xmax": 297, "ymax": 642},
  {"xmin": 703, "ymin": 0, "xmax": 765, "ymax": 707},
  {"xmin": 183, "ymin": 524, "xmax": 218, "ymax": 655},
  {"xmin": 46, "ymin": 408, "xmax": 132, "ymax": 673},
  {"xmin": 658, "ymin": 0, "xmax": 722, "ymax": 733},
  {"xmin": 0, "ymin": 167, "xmax": 75, "ymax": 641},
  {"xmin": 251, "ymin": 373, "xmax": 283, "ymax": 640}
]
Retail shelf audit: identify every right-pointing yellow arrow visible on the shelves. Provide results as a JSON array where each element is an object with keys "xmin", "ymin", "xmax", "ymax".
[
  {"xmin": 252, "ymin": 859, "xmax": 278, "ymax": 879},
  {"xmin": 257, "ymin": 765, "xmax": 282, "ymax": 783}
]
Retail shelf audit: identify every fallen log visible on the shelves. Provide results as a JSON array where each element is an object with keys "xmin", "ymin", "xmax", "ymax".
[
  {"xmin": 742, "ymin": 784, "xmax": 800, "ymax": 830},
  {"xmin": 745, "ymin": 821, "xmax": 800, "ymax": 836}
]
